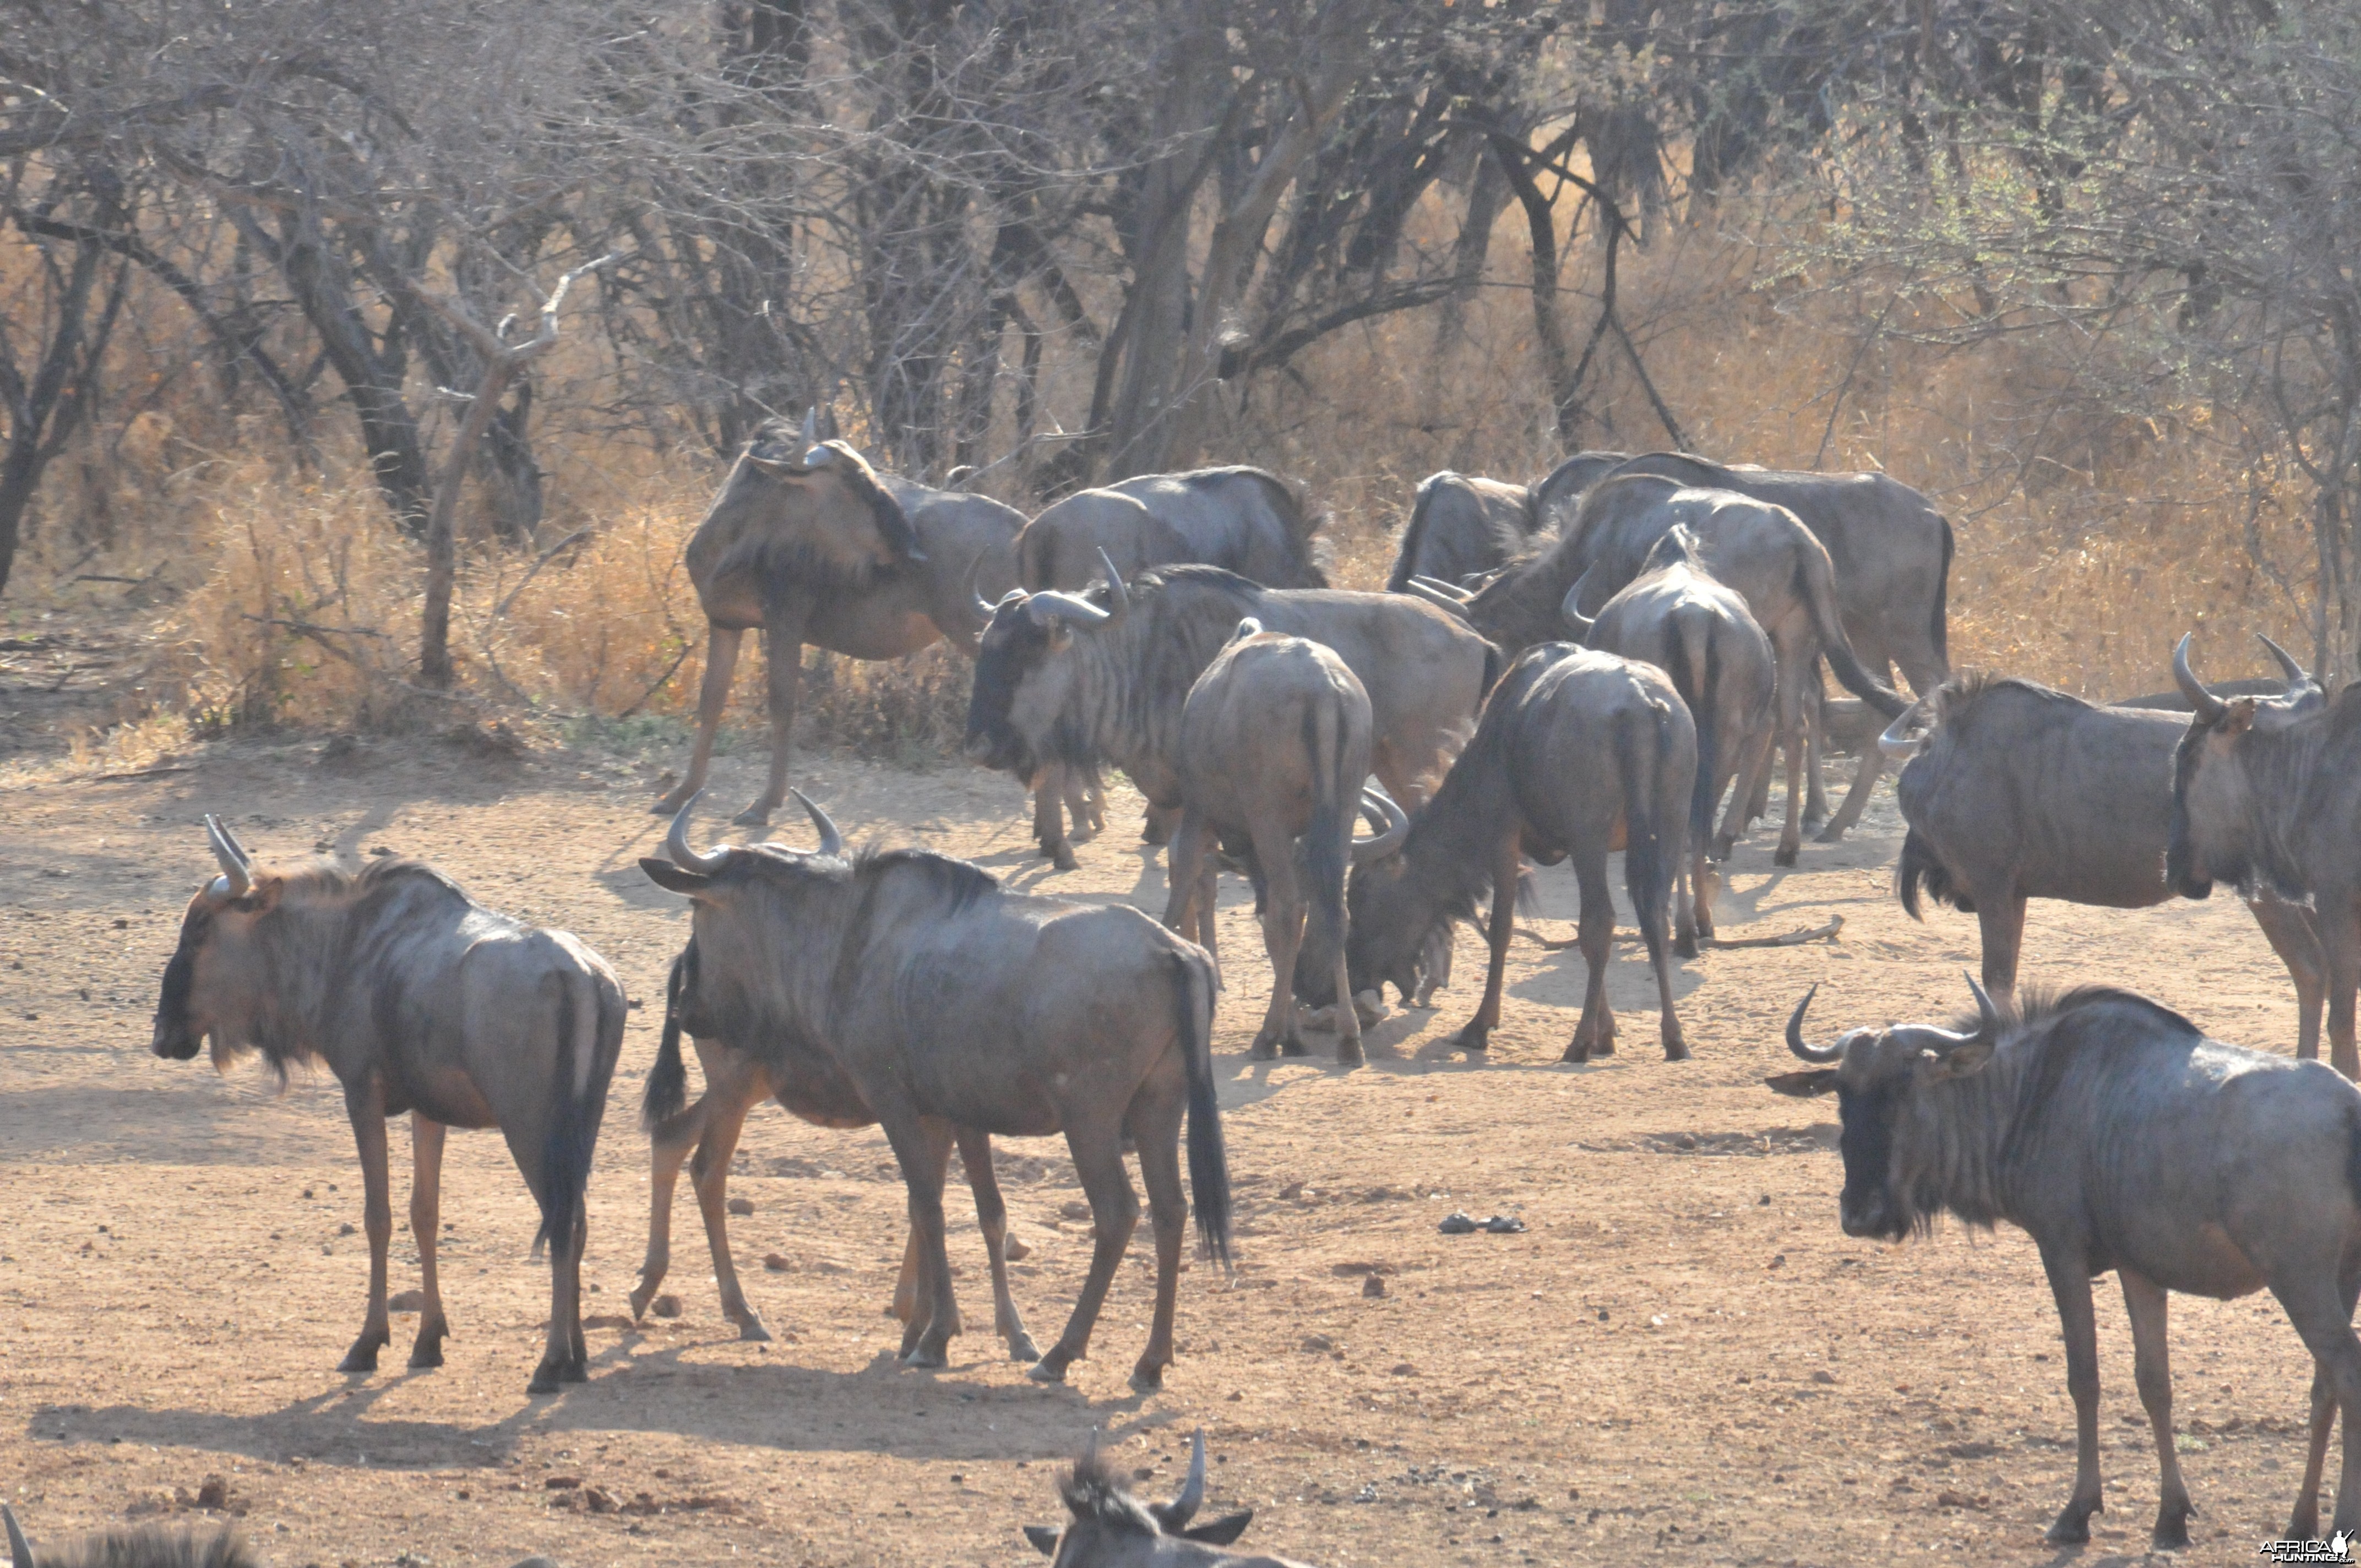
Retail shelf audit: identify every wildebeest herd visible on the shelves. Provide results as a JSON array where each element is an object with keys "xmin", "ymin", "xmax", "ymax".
[{"xmin": 85, "ymin": 425, "xmax": 2361, "ymax": 1563}]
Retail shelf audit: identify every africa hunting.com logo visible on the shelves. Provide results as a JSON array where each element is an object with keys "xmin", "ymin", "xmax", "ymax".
[{"xmin": 2260, "ymin": 1531, "xmax": 2353, "ymax": 1564}]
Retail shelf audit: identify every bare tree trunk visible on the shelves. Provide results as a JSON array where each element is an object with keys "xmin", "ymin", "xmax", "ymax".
[{"xmin": 0, "ymin": 206, "xmax": 129, "ymax": 597}]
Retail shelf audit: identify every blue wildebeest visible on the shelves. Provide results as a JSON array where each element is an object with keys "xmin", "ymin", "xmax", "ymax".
[
  {"xmin": 653, "ymin": 409, "xmax": 1030, "ymax": 827},
  {"xmin": 1016, "ymin": 466, "xmax": 1325, "ymax": 592},
  {"xmin": 1160, "ymin": 618, "xmax": 1409, "ymax": 1064},
  {"xmin": 1884, "ymin": 651, "xmax": 2325, "ymax": 1056},
  {"xmin": 1020, "ymin": 1432, "xmax": 1305, "ymax": 1567},
  {"xmin": 150, "ymin": 819, "xmax": 624, "ymax": 1393},
  {"xmin": 629, "ymin": 933, "xmax": 1037, "ymax": 1359},
  {"xmin": 4, "ymin": 1504, "xmax": 255, "ymax": 1568},
  {"xmin": 642, "ymin": 793, "xmax": 1229, "ymax": 1389},
  {"xmin": 1385, "ymin": 471, "xmax": 1539, "ymax": 591},
  {"xmin": 1529, "ymin": 449, "xmax": 1634, "ymax": 535},
  {"xmin": 1564, "ymin": 525, "xmax": 1777, "ymax": 950},
  {"xmin": 2172, "ymin": 633, "xmax": 2361, "ymax": 1079},
  {"xmin": 1772, "ymin": 977, "xmax": 2361, "ymax": 1549},
  {"xmin": 1344, "ymin": 643, "xmax": 1698, "ymax": 1061}
]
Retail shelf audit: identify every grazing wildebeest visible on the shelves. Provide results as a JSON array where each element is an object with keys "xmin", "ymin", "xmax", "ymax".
[
  {"xmin": 964, "ymin": 560, "xmax": 1493, "ymax": 872},
  {"xmin": 3, "ymin": 1504, "xmax": 255, "ymax": 1568},
  {"xmin": 1771, "ymin": 977, "xmax": 2361, "ymax": 1549},
  {"xmin": 652, "ymin": 409, "xmax": 1029, "ymax": 826},
  {"xmin": 1344, "ymin": 643, "xmax": 1696, "ymax": 1061},
  {"xmin": 1566, "ymin": 526, "xmax": 1777, "ymax": 948},
  {"xmin": 150, "ymin": 819, "xmax": 623, "ymax": 1394},
  {"xmin": 1529, "ymin": 449, "xmax": 1633, "ymax": 533},
  {"xmin": 1016, "ymin": 466, "xmax": 1325, "ymax": 592},
  {"xmin": 1384, "ymin": 471, "xmax": 1539, "ymax": 591},
  {"xmin": 1884, "ymin": 656, "xmax": 2325, "ymax": 1057},
  {"xmin": 1160, "ymin": 618, "xmax": 1408, "ymax": 1064},
  {"xmin": 1416, "ymin": 474, "xmax": 1904, "ymax": 864},
  {"xmin": 2172, "ymin": 632, "xmax": 2361, "ymax": 1079},
  {"xmin": 1020, "ymin": 1432, "xmax": 1303, "ymax": 1567},
  {"xmin": 629, "ymin": 937, "xmax": 1037, "ymax": 1359},
  {"xmin": 642, "ymin": 793, "xmax": 1228, "ymax": 1387}
]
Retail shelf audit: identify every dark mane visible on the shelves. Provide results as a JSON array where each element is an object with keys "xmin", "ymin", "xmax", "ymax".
[
  {"xmin": 1059, "ymin": 1447, "xmax": 1161, "ymax": 1537},
  {"xmin": 852, "ymin": 846, "xmax": 999, "ymax": 913},
  {"xmin": 274, "ymin": 855, "xmax": 474, "ymax": 907},
  {"xmin": 1956, "ymin": 983, "xmax": 2202, "ymax": 1041},
  {"xmin": 1927, "ymin": 669, "xmax": 2095, "ymax": 726},
  {"xmin": 1135, "ymin": 561, "xmax": 1265, "ymax": 600}
]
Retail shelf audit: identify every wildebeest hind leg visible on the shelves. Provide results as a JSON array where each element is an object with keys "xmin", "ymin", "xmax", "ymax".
[
  {"xmin": 655, "ymin": 623, "xmax": 742, "ymax": 814},
  {"xmin": 2119, "ymin": 1269, "xmax": 2192, "ymax": 1548},
  {"xmin": 1030, "ymin": 1123, "xmax": 1140, "ymax": 1384},
  {"xmin": 1249, "ymin": 821, "xmax": 1308, "ymax": 1059},
  {"xmin": 2276, "ymin": 1267, "xmax": 2361, "ymax": 1534},
  {"xmin": 1125, "ymin": 1088, "xmax": 1189, "ymax": 1391},
  {"xmin": 2293, "ymin": 1366, "xmax": 2333, "ymax": 1540},
  {"xmin": 1565, "ymin": 856, "xmax": 1617, "ymax": 1063},
  {"xmin": 408, "ymin": 1116, "xmax": 450, "ymax": 1369},
  {"xmin": 2249, "ymin": 899, "xmax": 2327, "ymax": 1061},
  {"xmin": 1816, "ymin": 750, "xmax": 1884, "ymax": 845},
  {"xmin": 2038, "ymin": 1243, "xmax": 2106, "ymax": 1543},
  {"xmin": 954, "ymin": 1128, "xmax": 1039, "ymax": 1362},
  {"xmin": 338, "ymin": 1077, "xmax": 393, "ymax": 1374},
  {"xmin": 1450, "ymin": 837, "xmax": 1522, "ymax": 1054},
  {"xmin": 739, "ymin": 622, "xmax": 802, "ymax": 826}
]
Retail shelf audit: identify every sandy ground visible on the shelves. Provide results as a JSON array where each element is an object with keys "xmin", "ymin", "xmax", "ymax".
[{"xmin": 0, "ymin": 727, "xmax": 2327, "ymax": 1568}]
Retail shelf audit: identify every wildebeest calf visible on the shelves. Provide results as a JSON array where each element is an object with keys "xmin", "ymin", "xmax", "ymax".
[
  {"xmin": 151, "ymin": 818, "xmax": 624, "ymax": 1393},
  {"xmin": 1772, "ymin": 977, "xmax": 2361, "ymax": 1548}
]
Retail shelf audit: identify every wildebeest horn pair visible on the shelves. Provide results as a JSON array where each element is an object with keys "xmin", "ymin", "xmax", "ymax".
[
  {"xmin": 1785, "ymin": 972, "xmax": 2003, "ymax": 1064},
  {"xmin": 204, "ymin": 813, "xmax": 253, "ymax": 899},
  {"xmin": 1559, "ymin": 566, "xmax": 1597, "ymax": 638},
  {"xmin": 1352, "ymin": 783, "xmax": 1409, "ymax": 867},
  {"xmin": 1024, "ymin": 548, "xmax": 1130, "ymax": 630},
  {"xmin": 2174, "ymin": 629, "xmax": 2311, "ymax": 723},
  {"xmin": 665, "ymin": 789, "xmax": 842, "ymax": 873}
]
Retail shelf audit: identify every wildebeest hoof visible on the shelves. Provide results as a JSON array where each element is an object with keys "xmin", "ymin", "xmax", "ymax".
[
  {"xmin": 408, "ymin": 1344, "xmax": 444, "ymax": 1370},
  {"xmin": 733, "ymin": 803, "xmax": 776, "ymax": 827},
  {"xmin": 1128, "ymin": 1363, "xmax": 1166, "ymax": 1392},
  {"xmin": 1007, "ymin": 1333, "xmax": 1043, "ymax": 1362},
  {"xmin": 1336, "ymin": 1041, "xmax": 1365, "ymax": 1067},
  {"xmin": 1774, "ymin": 844, "xmax": 1800, "ymax": 868},
  {"xmin": 338, "ymin": 1333, "xmax": 385, "ymax": 1374},
  {"xmin": 527, "ymin": 1363, "xmax": 564, "ymax": 1396},
  {"xmin": 1561, "ymin": 1043, "xmax": 1591, "ymax": 1064},
  {"xmin": 1663, "ymin": 1038, "xmax": 1692, "ymax": 1062},
  {"xmin": 900, "ymin": 1345, "xmax": 949, "ymax": 1370},
  {"xmin": 1280, "ymin": 1034, "xmax": 1310, "ymax": 1057},
  {"xmin": 1814, "ymin": 825, "xmax": 1848, "ymax": 845},
  {"xmin": 2150, "ymin": 1507, "xmax": 2191, "ymax": 1550},
  {"xmin": 2044, "ymin": 1501, "xmax": 2097, "ymax": 1545},
  {"xmin": 1674, "ymin": 933, "xmax": 1700, "ymax": 960},
  {"xmin": 562, "ymin": 1356, "xmax": 589, "ymax": 1383},
  {"xmin": 1026, "ymin": 1356, "xmax": 1071, "ymax": 1384},
  {"xmin": 736, "ymin": 1316, "xmax": 774, "ymax": 1343},
  {"xmin": 1052, "ymin": 846, "xmax": 1078, "ymax": 872},
  {"xmin": 1249, "ymin": 1037, "xmax": 1279, "ymax": 1061}
]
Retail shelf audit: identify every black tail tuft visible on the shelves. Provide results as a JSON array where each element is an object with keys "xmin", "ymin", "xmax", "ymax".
[
  {"xmin": 1897, "ymin": 826, "xmax": 1970, "ymax": 917},
  {"xmin": 535, "ymin": 971, "xmax": 617, "ymax": 1262},
  {"xmin": 1932, "ymin": 515, "xmax": 1955, "ymax": 667},
  {"xmin": 642, "ymin": 946, "xmax": 693, "ymax": 1133},
  {"xmin": 1176, "ymin": 952, "xmax": 1232, "ymax": 1268},
  {"xmin": 1615, "ymin": 705, "xmax": 1672, "ymax": 943}
]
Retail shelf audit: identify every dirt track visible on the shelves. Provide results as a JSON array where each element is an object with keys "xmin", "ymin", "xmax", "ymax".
[{"xmin": 0, "ymin": 732, "xmax": 2323, "ymax": 1567}]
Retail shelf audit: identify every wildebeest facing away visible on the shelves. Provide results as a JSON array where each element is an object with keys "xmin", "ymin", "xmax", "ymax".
[
  {"xmin": 1345, "ymin": 643, "xmax": 1697, "ymax": 1061},
  {"xmin": 964, "ymin": 560, "xmax": 1493, "ymax": 872},
  {"xmin": 630, "ymin": 934, "xmax": 1038, "ymax": 1359},
  {"xmin": 652, "ymin": 409, "xmax": 1029, "ymax": 826},
  {"xmin": 1884, "ymin": 655, "xmax": 2325, "ymax": 1057},
  {"xmin": 1161, "ymin": 618, "xmax": 1408, "ymax": 1064},
  {"xmin": 3, "ymin": 1504, "xmax": 255, "ymax": 1568},
  {"xmin": 1566, "ymin": 525, "xmax": 1777, "ymax": 948},
  {"xmin": 1528, "ymin": 449, "xmax": 1633, "ymax": 534},
  {"xmin": 643, "ymin": 792, "xmax": 1228, "ymax": 1388},
  {"xmin": 1016, "ymin": 466, "xmax": 1325, "ymax": 591},
  {"xmin": 1771, "ymin": 977, "xmax": 2361, "ymax": 1549},
  {"xmin": 1020, "ymin": 1431, "xmax": 1306, "ymax": 1566},
  {"xmin": 151, "ymin": 819, "xmax": 624, "ymax": 1393},
  {"xmin": 1384, "ymin": 471, "xmax": 1539, "ymax": 591},
  {"xmin": 2171, "ymin": 632, "xmax": 2361, "ymax": 1077}
]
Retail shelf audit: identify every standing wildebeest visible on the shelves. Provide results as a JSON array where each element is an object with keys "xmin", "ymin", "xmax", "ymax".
[
  {"xmin": 1016, "ymin": 466, "xmax": 1325, "ymax": 591},
  {"xmin": 1884, "ymin": 652, "xmax": 2325, "ymax": 1057},
  {"xmin": 652, "ymin": 409, "xmax": 1029, "ymax": 826},
  {"xmin": 641, "ymin": 793, "xmax": 1229, "ymax": 1389},
  {"xmin": 3, "ymin": 1504, "xmax": 255, "ymax": 1568},
  {"xmin": 964, "ymin": 561, "xmax": 1493, "ymax": 872},
  {"xmin": 1566, "ymin": 526, "xmax": 1777, "ymax": 948},
  {"xmin": 629, "ymin": 935, "xmax": 1037, "ymax": 1358},
  {"xmin": 1160, "ymin": 619, "xmax": 1409, "ymax": 1064},
  {"xmin": 1771, "ymin": 977, "xmax": 2361, "ymax": 1549},
  {"xmin": 1344, "ymin": 644, "xmax": 1696, "ymax": 1061},
  {"xmin": 1020, "ymin": 1432, "xmax": 1307, "ymax": 1567},
  {"xmin": 1385, "ymin": 471, "xmax": 1539, "ymax": 591},
  {"xmin": 150, "ymin": 819, "xmax": 624, "ymax": 1393},
  {"xmin": 1529, "ymin": 449, "xmax": 1633, "ymax": 533},
  {"xmin": 2172, "ymin": 633, "xmax": 2361, "ymax": 1078}
]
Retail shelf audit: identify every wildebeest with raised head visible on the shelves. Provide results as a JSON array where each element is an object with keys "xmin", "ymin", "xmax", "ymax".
[
  {"xmin": 629, "ymin": 937, "xmax": 1038, "ymax": 1359},
  {"xmin": 1020, "ymin": 1431, "xmax": 1305, "ymax": 1567},
  {"xmin": 641, "ymin": 793, "xmax": 1228, "ymax": 1389},
  {"xmin": 1160, "ymin": 618, "xmax": 1409, "ymax": 1064},
  {"xmin": 151, "ymin": 819, "xmax": 624, "ymax": 1393},
  {"xmin": 1565, "ymin": 525, "xmax": 1777, "ymax": 948},
  {"xmin": 1771, "ymin": 977, "xmax": 2361, "ymax": 1549},
  {"xmin": 964, "ymin": 561, "xmax": 1493, "ymax": 871},
  {"xmin": 1884, "ymin": 652, "xmax": 2324, "ymax": 1057},
  {"xmin": 1016, "ymin": 466, "xmax": 1325, "ymax": 592},
  {"xmin": 1529, "ymin": 449, "xmax": 1633, "ymax": 534},
  {"xmin": 652, "ymin": 409, "xmax": 1029, "ymax": 827},
  {"xmin": 2171, "ymin": 632, "xmax": 2361, "ymax": 1078},
  {"xmin": 4, "ymin": 1503, "xmax": 255, "ymax": 1568},
  {"xmin": 1345, "ymin": 643, "xmax": 1697, "ymax": 1061},
  {"xmin": 1384, "ymin": 471, "xmax": 1539, "ymax": 591}
]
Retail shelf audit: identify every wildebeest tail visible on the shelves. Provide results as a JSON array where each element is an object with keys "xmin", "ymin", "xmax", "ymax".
[
  {"xmin": 1932, "ymin": 515, "xmax": 1955, "ymax": 668},
  {"xmin": 1897, "ymin": 825, "xmax": 1970, "ymax": 917},
  {"xmin": 1793, "ymin": 553, "xmax": 1907, "ymax": 718},
  {"xmin": 535, "ymin": 966, "xmax": 618, "ymax": 1260},
  {"xmin": 1661, "ymin": 611, "xmax": 1720, "ymax": 847},
  {"xmin": 1302, "ymin": 701, "xmax": 1352, "ymax": 989},
  {"xmin": 1615, "ymin": 703, "xmax": 1674, "ymax": 943},
  {"xmin": 641, "ymin": 945, "xmax": 693, "ymax": 1133},
  {"xmin": 1173, "ymin": 949, "xmax": 1232, "ymax": 1267}
]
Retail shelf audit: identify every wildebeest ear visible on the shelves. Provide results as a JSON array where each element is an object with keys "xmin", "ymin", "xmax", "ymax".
[
  {"xmin": 640, "ymin": 857, "xmax": 713, "ymax": 895},
  {"xmin": 1021, "ymin": 1524, "xmax": 1060, "ymax": 1556},
  {"xmin": 2221, "ymin": 696, "xmax": 2257, "ymax": 736},
  {"xmin": 1180, "ymin": 1509, "xmax": 1254, "ymax": 1546},
  {"xmin": 1765, "ymin": 1068, "xmax": 1838, "ymax": 1097},
  {"xmin": 1923, "ymin": 1038, "xmax": 1995, "ymax": 1081}
]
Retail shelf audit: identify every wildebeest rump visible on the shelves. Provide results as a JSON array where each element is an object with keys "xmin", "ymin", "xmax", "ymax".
[
  {"xmin": 642, "ymin": 793, "xmax": 1229, "ymax": 1389},
  {"xmin": 1345, "ymin": 644, "xmax": 1696, "ymax": 1061},
  {"xmin": 1020, "ymin": 1431, "xmax": 1308, "ymax": 1567},
  {"xmin": 964, "ymin": 563, "xmax": 1493, "ymax": 870},
  {"xmin": 630, "ymin": 938, "xmax": 1038, "ymax": 1360},
  {"xmin": 151, "ymin": 819, "xmax": 624, "ymax": 1393},
  {"xmin": 1887, "ymin": 664, "xmax": 2324, "ymax": 1057},
  {"xmin": 1385, "ymin": 471, "xmax": 1539, "ymax": 591},
  {"xmin": 3, "ymin": 1503, "xmax": 255, "ymax": 1568},
  {"xmin": 1568, "ymin": 525, "xmax": 1777, "ymax": 948},
  {"xmin": 653, "ymin": 410, "xmax": 1028, "ymax": 826},
  {"xmin": 1771, "ymin": 978, "xmax": 2361, "ymax": 1549},
  {"xmin": 2171, "ymin": 633, "xmax": 2361, "ymax": 1078},
  {"xmin": 1017, "ymin": 466, "xmax": 1325, "ymax": 592}
]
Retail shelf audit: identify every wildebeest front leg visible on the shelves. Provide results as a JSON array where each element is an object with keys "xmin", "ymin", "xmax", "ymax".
[
  {"xmin": 338, "ymin": 1076, "xmax": 393, "ymax": 1374},
  {"xmin": 741, "ymin": 619, "xmax": 804, "ymax": 826},
  {"xmin": 1029, "ymin": 1121, "xmax": 1139, "ymax": 1385},
  {"xmin": 655, "ymin": 623, "xmax": 743, "ymax": 815},
  {"xmin": 1567, "ymin": 851, "xmax": 1620, "ymax": 1062},
  {"xmin": 2119, "ymin": 1269, "xmax": 2193, "ymax": 1548},
  {"xmin": 1975, "ymin": 893, "xmax": 2029, "ymax": 1003},
  {"xmin": 955, "ymin": 1127, "xmax": 1040, "ymax": 1362},
  {"xmin": 408, "ymin": 1115, "xmax": 450, "ymax": 1369},
  {"xmin": 1034, "ymin": 763, "xmax": 1078, "ymax": 872},
  {"xmin": 2249, "ymin": 899, "xmax": 2327, "ymax": 1062},
  {"xmin": 686, "ymin": 1072, "xmax": 773, "ymax": 1340},
  {"xmin": 1450, "ymin": 836, "xmax": 1522, "ymax": 1054},
  {"xmin": 2273, "ymin": 1267, "xmax": 2361, "ymax": 1538},
  {"xmin": 880, "ymin": 1113, "xmax": 962, "ymax": 1368},
  {"xmin": 2294, "ymin": 1365, "xmax": 2335, "ymax": 1542},
  {"xmin": 2039, "ymin": 1244, "xmax": 2106, "ymax": 1543},
  {"xmin": 892, "ymin": 1122, "xmax": 966, "ymax": 1360},
  {"xmin": 2318, "ymin": 901, "xmax": 2360, "ymax": 1081}
]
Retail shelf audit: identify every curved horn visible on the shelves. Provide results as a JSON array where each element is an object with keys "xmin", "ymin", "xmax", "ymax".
[
  {"xmin": 1785, "ymin": 984, "xmax": 1844, "ymax": 1064},
  {"xmin": 2172, "ymin": 632, "xmax": 2229, "ymax": 723},
  {"xmin": 1401, "ymin": 578, "xmax": 1473, "ymax": 620},
  {"xmin": 5, "ymin": 1504, "xmax": 31, "ymax": 1568},
  {"xmin": 1877, "ymin": 701, "xmax": 1928, "ymax": 760},
  {"xmin": 664, "ymin": 792, "xmax": 731, "ymax": 875},
  {"xmin": 1026, "ymin": 590, "xmax": 1109, "ymax": 629},
  {"xmin": 204, "ymin": 814, "xmax": 252, "ymax": 899},
  {"xmin": 1560, "ymin": 567, "xmax": 1597, "ymax": 639},
  {"xmin": 1408, "ymin": 574, "xmax": 1472, "ymax": 603},
  {"xmin": 1095, "ymin": 547, "xmax": 1129, "ymax": 618},
  {"xmin": 1963, "ymin": 970, "xmax": 2001, "ymax": 1037},
  {"xmin": 1159, "ymin": 1431, "xmax": 1207, "ymax": 1529},
  {"xmin": 967, "ymin": 554, "xmax": 999, "ymax": 624},
  {"xmin": 1351, "ymin": 783, "xmax": 1410, "ymax": 867},
  {"xmin": 2257, "ymin": 630, "xmax": 2309, "ymax": 686},
  {"xmin": 800, "ymin": 407, "xmax": 817, "ymax": 444},
  {"xmin": 791, "ymin": 788, "xmax": 844, "ymax": 858}
]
